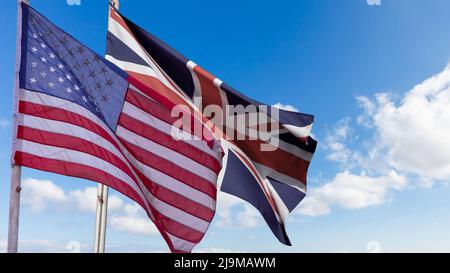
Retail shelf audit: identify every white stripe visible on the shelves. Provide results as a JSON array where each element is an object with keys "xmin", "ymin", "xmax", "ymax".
[
  {"xmin": 272, "ymin": 133, "xmax": 314, "ymax": 162},
  {"xmin": 253, "ymin": 162, "xmax": 306, "ymax": 193},
  {"xmin": 19, "ymin": 88, "xmax": 148, "ymax": 185},
  {"xmin": 227, "ymin": 113, "xmax": 313, "ymax": 161},
  {"xmin": 264, "ymin": 177, "xmax": 290, "ymax": 223},
  {"xmin": 283, "ymin": 123, "xmax": 312, "ymax": 139},
  {"xmin": 121, "ymin": 101, "xmax": 220, "ymax": 160},
  {"xmin": 218, "ymin": 86, "xmax": 229, "ymax": 108},
  {"xmin": 117, "ymin": 125, "xmax": 218, "ymax": 184},
  {"xmin": 19, "ymin": 89, "xmax": 116, "ymax": 140},
  {"xmin": 111, "ymin": 143, "xmax": 211, "ymax": 234},
  {"xmin": 222, "ymin": 140, "xmax": 300, "ymax": 223},
  {"xmin": 126, "ymin": 84, "xmax": 220, "ymax": 154},
  {"xmin": 17, "ymin": 114, "xmax": 128, "ymax": 165},
  {"xmin": 222, "ymin": 141, "xmax": 289, "ymax": 223},
  {"xmin": 220, "ymin": 140, "xmax": 283, "ymax": 222},
  {"xmin": 213, "ymin": 78, "xmax": 223, "ymax": 89},
  {"xmin": 16, "ymin": 139, "xmax": 145, "ymax": 201},
  {"xmin": 151, "ymin": 191, "xmax": 210, "ymax": 233},
  {"xmin": 119, "ymin": 142, "xmax": 216, "ymax": 210},
  {"xmin": 213, "ymin": 78, "xmax": 230, "ymax": 108},
  {"xmin": 105, "ymin": 55, "xmax": 157, "ymax": 78},
  {"xmin": 128, "ymin": 84, "xmax": 156, "ymax": 102},
  {"xmin": 134, "ymin": 157, "xmax": 216, "ymax": 210},
  {"xmin": 167, "ymin": 232, "xmax": 196, "ymax": 252},
  {"xmin": 186, "ymin": 60, "xmax": 202, "ymax": 103},
  {"xmin": 143, "ymin": 192, "xmax": 210, "ymax": 234}
]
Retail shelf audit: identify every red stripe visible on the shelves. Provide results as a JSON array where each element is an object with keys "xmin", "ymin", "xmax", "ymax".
[
  {"xmin": 19, "ymin": 100, "xmax": 120, "ymax": 152},
  {"xmin": 125, "ymin": 71, "xmax": 190, "ymax": 109},
  {"xmin": 150, "ymin": 206, "xmax": 206, "ymax": 244},
  {"xmin": 119, "ymin": 113, "xmax": 221, "ymax": 174},
  {"xmin": 126, "ymin": 76, "xmax": 218, "ymax": 149},
  {"xmin": 14, "ymin": 151, "xmax": 145, "ymax": 210},
  {"xmin": 128, "ymin": 161, "xmax": 215, "ymax": 222},
  {"xmin": 119, "ymin": 138, "xmax": 216, "ymax": 218},
  {"xmin": 110, "ymin": 8, "xmax": 135, "ymax": 37},
  {"xmin": 231, "ymin": 149, "xmax": 281, "ymax": 217},
  {"xmin": 193, "ymin": 65, "xmax": 223, "ymax": 108},
  {"xmin": 232, "ymin": 138, "xmax": 309, "ymax": 184},
  {"xmin": 117, "ymin": 116, "xmax": 218, "ymax": 197},
  {"xmin": 125, "ymin": 72, "xmax": 219, "ymax": 140},
  {"xmin": 124, "ymin": 86, "xmax": 216, "ymax": 150},
  {"xmin": 17, "ymin": 125, "xmax": 137, "ymax": 183},
  {"xmin": 125, "ymin": 88, "xmax": 181, "ymax": 130}
]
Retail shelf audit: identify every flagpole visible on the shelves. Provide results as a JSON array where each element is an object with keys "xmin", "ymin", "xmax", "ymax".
[
  {"xmin": 7, "ymin": 0, "xmax": 28, "ymax": 254},
  {"xmin": 93, "ymin": 0, "xmax": 120, "ymax": 254},
  {"xmin": 94, "ymin": 183, "xmax": 108, "ymax": 253},
  {"xmin": 7, "ymin": 166, "xmax": 22, "ymax": 253}
]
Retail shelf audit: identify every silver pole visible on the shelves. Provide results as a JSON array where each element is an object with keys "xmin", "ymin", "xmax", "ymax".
[
  {"xmin": 7, "ymin": 166, "xmax": 22, "ymax": 253},
  {"xmin": 94, "ymin": 183, "xmax": 108, "ymax": 253},
  {"xmin": 7, "ymin": 0, "xmax": 28, "ymax": 253},
  {"xmin": 98, "ymin": 184, "xmax": 109, "ymax": 252}
]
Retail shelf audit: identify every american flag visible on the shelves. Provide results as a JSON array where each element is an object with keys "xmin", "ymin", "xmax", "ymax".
[
  {"xmin": 13, "ymin": 2, "xmax": 223, "ymax": 253},
  {"xmin": 106, "ymin": 5, "xmax": 317, "ymax": 245}
]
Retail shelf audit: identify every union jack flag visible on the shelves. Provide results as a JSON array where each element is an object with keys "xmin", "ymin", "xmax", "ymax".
[
  {"xmin": 106, "ymin": 4, "xmax": 317, "ymax": 245},
  {"xmin": 13, "ymin": 2, "xmax": 223, "ymax": 253}
]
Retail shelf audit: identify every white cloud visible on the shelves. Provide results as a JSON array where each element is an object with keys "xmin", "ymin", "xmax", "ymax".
[
  {"xmin": 360, "ymin": 65, "xmax": 450, "ymax": 183},
  {"xmin": 366, "ymin": 241, "xmax": 383, "ymax": 253},
  {"xmin": 215, "ymin": 192, "xmax": 261, "ymax": 229},
  {"xmin": 109, "ymin": 215, "xmax": 158, "ymax": 236},
  {"xmin": 272, "ymin": 103, "xmax": 299, "ymax": 112},
  {"xmin": 68, "ymin": 187, "xmax": 124, "ymax": 213},
  {"xmin": 235, "ymin": 204, "xmax": 260, "ymax": 228},
  {"xmin": 217, "ymin": 191, "xmax": 244, "ymax": 210},
  {"xmin": 22, "ymin": 178, "xmax": 67, "ymax": 212},
  {"xmin": 20, "ymin": 178, "xmax": 160, "ymax": 237},
  {"xmin": 66, "ymin": 0, "xmax": 81, "ymax": 6},
  {"xmin": 0, "ymin": 118, "xmax": 10, "ymax": 129},
  {"xmin": 300, "ymin": 65, "xmax": 450, "ymax": 217},
  {"xmin": 109, "ymin": 203, "xmax": 158, "ymax": 236},
  {"xmin": 296, "ymin": 196, "xmax": 330, "ymax": 217},
  {"xmin": 314, "ymin": 171, "xmax": 405, "ymax": 209},
  {"xmin": 367, "ymin": 0, "xmax": 381, "ymax": 6},
  {"xmin": 67, "ymin": 187, "xmax": 98, "ymax": 213},
  {"xmin": 324, "ymin": 118, "xmax": 354, "ymax": 164},
  {"xmin": 297, "ymin": 171, "xmax": 406, "ymax": 216},
  {"xmin": 22, "ymin": 179, "xmax": 126, "ymax": 214},
  {"xmin": 356, "ymin": 96, "xmax": 376, "ymax": 128}
]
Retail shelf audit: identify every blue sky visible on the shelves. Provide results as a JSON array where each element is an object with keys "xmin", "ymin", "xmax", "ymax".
[{"xmin": 1, "ymin": 0, "xmax": 450, "ymax": 253}]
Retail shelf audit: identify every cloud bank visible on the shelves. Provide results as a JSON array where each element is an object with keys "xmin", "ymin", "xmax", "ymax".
[{"xmin": 298, "ymin": 64, "xmax": 450, "ymax": 216}]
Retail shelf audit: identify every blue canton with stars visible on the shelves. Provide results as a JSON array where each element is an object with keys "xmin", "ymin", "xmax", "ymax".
[{"xmin": 19, "ymin": 3, "xmax": 129, "ymax": 131}]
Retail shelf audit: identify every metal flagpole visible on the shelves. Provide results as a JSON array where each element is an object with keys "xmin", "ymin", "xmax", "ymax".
[
  {"xmin": 93, "ymin": 0, "xmax": 120, "ymax": 254},
  {"xmin": 94, "ymin": 183, "xmax": 109, "ymax": 253},
  {"xmin": 7, "ymin": 0, "xmax": 28, "ymax": 254},
  {"xmin": 7, "ymin": 166, "xmax": 22, "ymax": 253}
]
